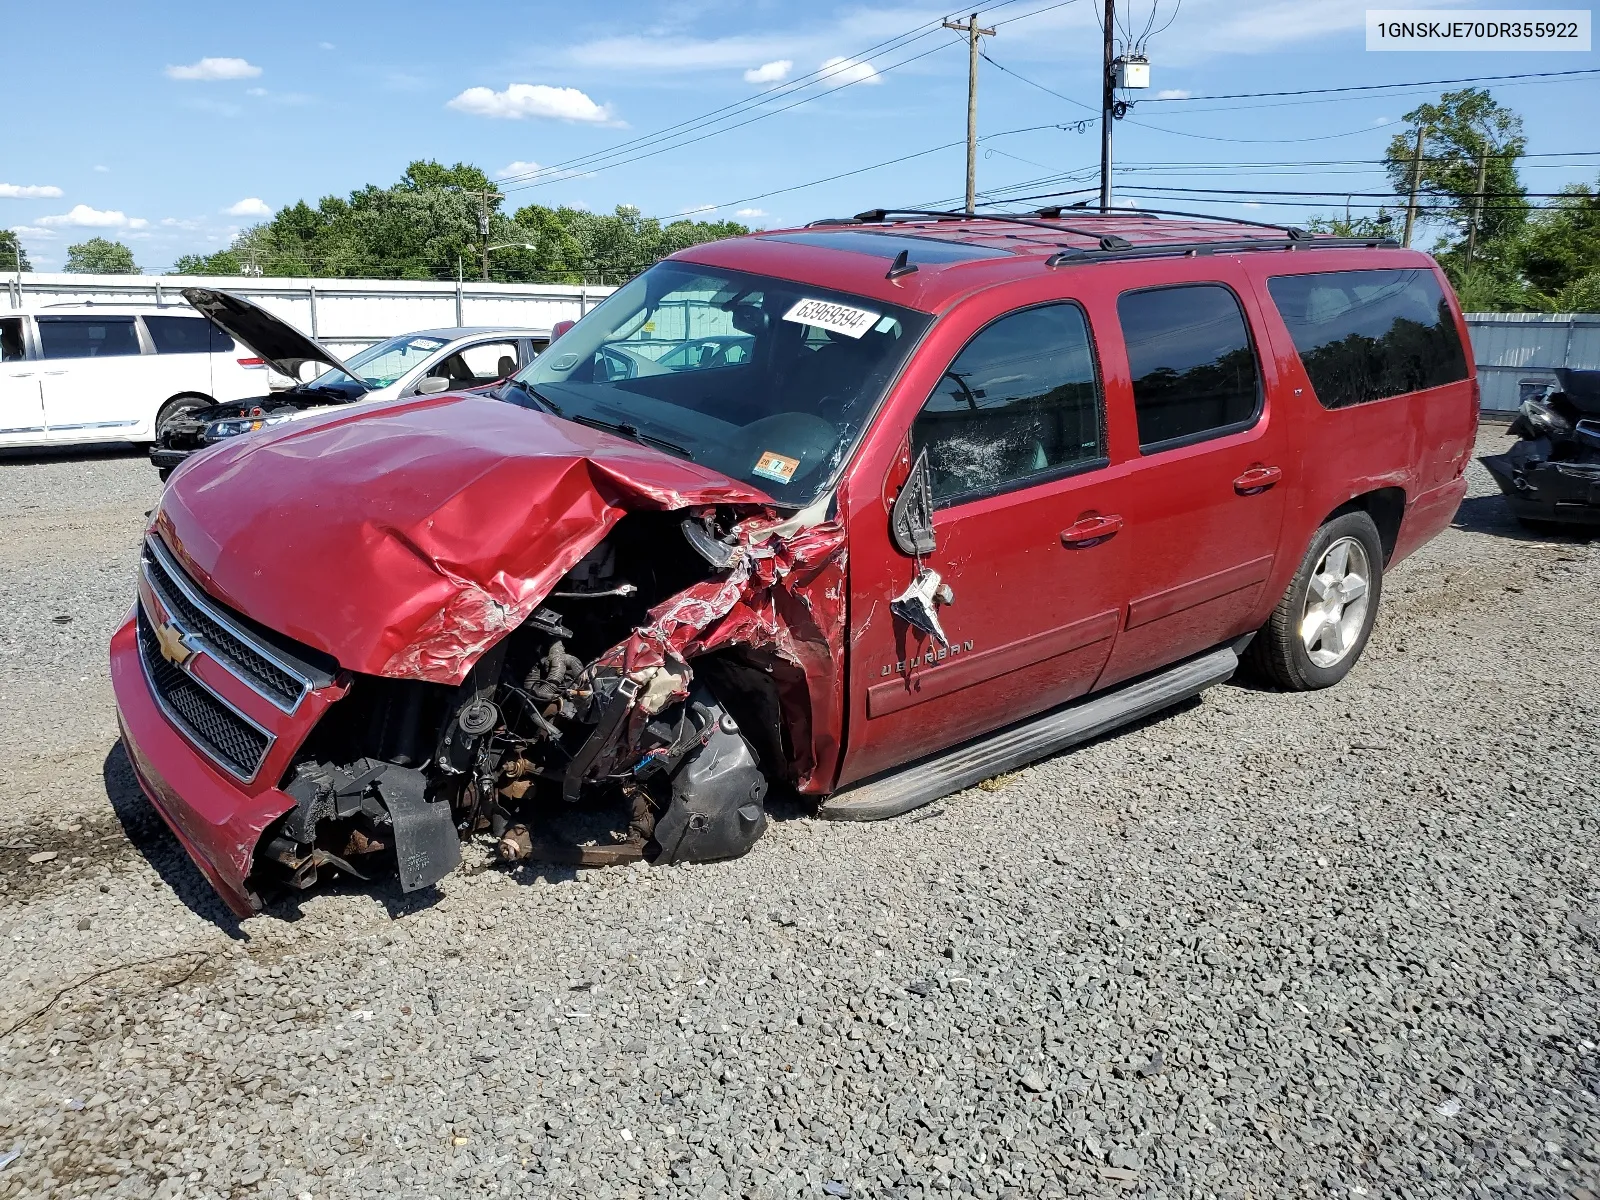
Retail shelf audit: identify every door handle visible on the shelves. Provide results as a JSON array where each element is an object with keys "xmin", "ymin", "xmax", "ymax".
[
  {"xmin": 1061, "ymin": 513, "xmax": 1124, "ymax": 547},
  {"xmin": 1233, "ymin": 465, "xmax": 1283, "ymax": 495}
]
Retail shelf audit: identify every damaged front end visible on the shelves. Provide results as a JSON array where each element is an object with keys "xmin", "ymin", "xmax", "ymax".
[
  {"xmin": 1483, "ymin": 376, "xmax": 1600, "ymax": 529},
  {"xmin": 119, "ymin": 477, "xmax": 846, "ymax": 914}
]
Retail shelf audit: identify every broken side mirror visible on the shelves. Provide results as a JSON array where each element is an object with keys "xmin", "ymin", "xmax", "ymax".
[
  {"xmin": 890, "ymin": 446, "xmax": 936, "ymax": 556},
  {"xmin": 891, "ymin": 567, "xmax": 953, "ymax": 649}
]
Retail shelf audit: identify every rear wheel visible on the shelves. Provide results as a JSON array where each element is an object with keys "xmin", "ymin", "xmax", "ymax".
[
  {"xmin": 1246, "ymin": 511, "xmax": 1383, "ymax": 691},
  {"xmin": 155, "ymin": 394, "xmax": 211, "ymax": 437}
]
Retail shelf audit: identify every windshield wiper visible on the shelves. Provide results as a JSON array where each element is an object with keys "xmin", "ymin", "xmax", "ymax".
[
  {"xmin": 572, "ymin": 414, "xmax": 693, "ymax": 460},
  {"xmin": 500, "ymin": 377, "xmax": 564, "ymax": 416}
]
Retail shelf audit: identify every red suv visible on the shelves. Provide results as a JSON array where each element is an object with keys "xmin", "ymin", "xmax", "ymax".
[{"xmin": 111, "ymin": 209, "xmax": 1477, "ymax": 915}]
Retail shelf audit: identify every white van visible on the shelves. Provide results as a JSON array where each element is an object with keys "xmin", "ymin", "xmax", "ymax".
[{"xmin": 0, "ymin": 304, "xmax": 266, "ymax": 448}]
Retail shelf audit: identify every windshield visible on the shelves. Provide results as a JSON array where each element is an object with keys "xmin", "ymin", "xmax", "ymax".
[
  {"xmin": 513, "ymin": 262, "xmax": 931, "ymax": 505},
  {"xmin": 311, "ymin": 333, "xmax": 448, "ymax": 389}
]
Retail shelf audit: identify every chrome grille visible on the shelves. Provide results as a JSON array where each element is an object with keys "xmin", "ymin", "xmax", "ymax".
[
  {"xmin": 142, "ymin": 537, "xmax": 321, "ymax": 713},
  {"xmin": 136, "ymin": 607, "xmax": 272, "ymax": 781}
]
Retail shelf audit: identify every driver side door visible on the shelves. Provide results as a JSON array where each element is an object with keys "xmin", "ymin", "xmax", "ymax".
[{"xmin": 839, "ymin": 300, "xmax": 1135, "ymax": 785}]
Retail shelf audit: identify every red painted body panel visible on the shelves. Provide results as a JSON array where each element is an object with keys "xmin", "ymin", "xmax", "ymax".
[
  {"xmin": 113, "ymin": 216, "xmax": 1477, "ymax": 910},
  {"xmin": 158, "ymin": 392, "xmax": 772, "ymax": 686}
]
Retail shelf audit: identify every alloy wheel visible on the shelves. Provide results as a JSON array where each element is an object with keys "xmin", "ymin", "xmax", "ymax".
[{"xmin": 1299, "ymin": 536, "xmax": 1371, "ymax": 668}]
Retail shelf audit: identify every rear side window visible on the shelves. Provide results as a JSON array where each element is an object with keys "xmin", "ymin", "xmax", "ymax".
[
  {"xmin": 1117, "ymin": 285, "xmax": 1261, "ymax": 451},
  {"xmin": 145, "ymin": 315, "xmax": 234, "ymax": 354},
  {"xmin": 37, "ymin": 316, "xmax": 141, "ymax": 360},
  {"xmin": 1265, "ymin": 269, "xmax": 1468, "ymax": 409},
  {"xmin": 912, "ymin": 302, "xmax": 1104, "ymax": 505}
]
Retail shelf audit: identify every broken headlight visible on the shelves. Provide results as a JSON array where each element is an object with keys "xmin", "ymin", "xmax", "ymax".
[
  {"xmin": 204, "ymin": 413, "xmax": 297, "ymax": 441},
  {"xmin": 1518, "ymin": 395, "xmax": 1574, "ymax": 440}
]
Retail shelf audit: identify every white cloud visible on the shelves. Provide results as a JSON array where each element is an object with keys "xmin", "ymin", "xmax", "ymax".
[
  {"xmin": 1242, "ymin": 202, "xmax": 1264, "ymax": 209},
  {"xmin": 9, "ymin": 225, "xmax": 56, "ymax": 239},
  {"xmin": 495, "ymin": 160, "xmax": 541, "ymax": 179},
  {"xmin": 818, "ymin": 56, "xmax": 880, "ymax": 88},
  {"xmin": 37, "ymin": 205, "xmax": 148, "ymax": 230},
  {"xmin": 165, "ymin": 57, "xmax": 262, "ymax": 82},
  {"xmin": 246, "ymin": 87, "xmax": 268, "ymax": 97},
  {"xmin": 318, "ymin": 41, "xmax": 335, "ymax": 50},
  {"xmin": 735, "ymin": 208, "xmax": 768, "ymax": 218},
  {"xmin": 447, "ymin": 83, "xmax": 612, "ymax": 123},
  {"xmin": 1156, "ymin": 88, "xmax": 1191, "ymax": 99},
  {"xmin": 1373, "ymin": 115, "xmax": 1392, "ymax": 125},
  {"xmin": 744, "ymin": 60, "xmax": 792, "ymax": 84},
  {"xmin": 225, "ymin": 197, "xmax": 272, "ymax": 217},
  {"xmin": 676, "ymin": 204, "xmax": 717, "ymax": 216},
  {"xmin": 93, "ymin": 165, "xmax": 110, "ymax": 173},
  {"xmin": 0, "ymin": 183, "xmax": 64, "ymax": 199}
]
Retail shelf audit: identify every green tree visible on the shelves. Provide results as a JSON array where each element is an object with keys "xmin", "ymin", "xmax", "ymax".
[
  {"xmin": 170, "ymin": 249, "xmax": 244, "ymax": 275},
  {"xmin": 65, "ymin": 237, "xmax": 138, "ymax": 274},
  {"xmin": 0, "ymin": 230, "xmax": 30, "ymax": 271},
  {"xmin": 1385, "ymin": 89, "xmax": 1528, "ymax": 254},
  {"xmin": 1305, "ymin": 211, "xmax": 1398, "ymax": 239},
  {"xmin": 1519, "ymin": 179, "xmax": 1600, "ymax": 299}
]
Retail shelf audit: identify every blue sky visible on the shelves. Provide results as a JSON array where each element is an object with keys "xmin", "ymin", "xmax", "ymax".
[{"xmin": 4, "ymin": 0, "xmax": 1596, "ymax": 271}]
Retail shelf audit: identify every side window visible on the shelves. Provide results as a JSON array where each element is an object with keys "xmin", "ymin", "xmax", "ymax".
[
  {"xmin": 454, "ymin": 341, "xmax": 520, "ymax": 383},
  {"xmin": 144, "ymin": 315, "xmax": 230, "ymax": 354},
  {"xmin": 1265, "ymin": 269, "xmax": 1469, "ymax": 409},
  {"xmin": 1117, "ymin": 284, "xmax": 1261, "ymax": 451},
  {"xmin": 37, "ymin": 316, "xmax": 142, "ymax": 360},
  {"xmin": 0, "ymin": 318, "xmax": 24, "ymax": 362},
  {"xmin": 911, "ymin": 302, "xmax": 1104, "ymax": 505}
]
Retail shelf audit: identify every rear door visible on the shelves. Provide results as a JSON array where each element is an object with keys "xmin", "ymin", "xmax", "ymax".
[
  {"xmin": 37, "ymin": 314, "xmax": 150, "ymax": 441},
  {"xmin": 142, "ymin": 314, "xmax": 216, "ymax": 404},
  {"xmin": 1093, "ymin": 275, "xmax": 1291, "ymax": 687},
  {"xmin": 840, "ymin": 299, "xmax": 1135, "ymax": 785},
  {"xmin": 0, "ymin": 316, "xmax": 45, "ymax": 446}
]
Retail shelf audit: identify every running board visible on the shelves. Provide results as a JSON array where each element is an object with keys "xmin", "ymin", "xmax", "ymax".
[{"xmin": 818, "ymin": 645, "xmax": 1239, "ymax": 822}]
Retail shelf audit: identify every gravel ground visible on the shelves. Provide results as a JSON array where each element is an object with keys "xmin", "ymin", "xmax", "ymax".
[{"xmin": 0, "ymin": 427, "xmax": 1596, "ymax": 1200}]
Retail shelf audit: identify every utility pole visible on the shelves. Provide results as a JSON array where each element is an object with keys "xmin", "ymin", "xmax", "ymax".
[
  {"xmin": 1099, "ymin": 0, "xmax": 1115, "ymax": 211},
  {"xmin": 1402, "ymin": 124, "xmax": 1426, "ymax": 248},
  {"xmin": 943, "ymin": 13, "xmax": 995, "ymax": 214},
  {"xmin": 1465, "ymin": 140, "xmax": 1489, "ymax": 269},
  {"xmin": 477, "ymin": 188, "xmax": 503, "ymax": 281}
]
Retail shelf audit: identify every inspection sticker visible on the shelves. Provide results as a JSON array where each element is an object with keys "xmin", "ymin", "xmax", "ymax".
[
  {"xmin": 751, "ymin": 450, "xmax": 801, "ymax": 484},
  {"xmin": 782, "ymin": 297, "xmax": 881, "ymax": 339}
]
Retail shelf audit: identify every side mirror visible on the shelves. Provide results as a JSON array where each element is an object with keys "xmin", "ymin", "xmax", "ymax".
[
  {"xmin": 551, "ymin": 319, "xmax": 576, "ymax": 341},
  {"xmin": 417, "ymin": 375, "xmax": 452, "ymax": 395},
  {"xmin": 890, "ymin": 447, "xmax": 936, "ymax": 556}
]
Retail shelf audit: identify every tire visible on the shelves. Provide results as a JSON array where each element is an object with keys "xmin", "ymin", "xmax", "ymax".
[
  {"xmin": 1246, "ymin": 511, "xmax": 1384, "ymax": 691},
  {"xmin": 157, "ymin": 468, "xmax": 173, "ymax": 483},
  {"xmin": 155, "ymin": 394, "xmax": 211, "ymax": 437}
]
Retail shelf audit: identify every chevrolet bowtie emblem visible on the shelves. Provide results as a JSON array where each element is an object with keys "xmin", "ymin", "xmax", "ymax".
[{"xmin": 154, "ymin": 620, "xmax": 195, "ymax": 667}]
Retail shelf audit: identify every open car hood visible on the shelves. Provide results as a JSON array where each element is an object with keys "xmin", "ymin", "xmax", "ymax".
[
  {"xmin": 181, "ymin": 286, "xmax": 360, "ymax": 384},
  {"xmin": 154, "ymin": 392, "xmax": 775, "ymax": 684}
]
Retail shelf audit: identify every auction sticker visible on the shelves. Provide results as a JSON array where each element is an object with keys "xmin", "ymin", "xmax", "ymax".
[
  {"xmin": 782, "ymin": 297, "xmax": 882, "ymax": 339},
  {"xmin": 752, "ymin": 450, "xmax": 800, "ymax": 484}
]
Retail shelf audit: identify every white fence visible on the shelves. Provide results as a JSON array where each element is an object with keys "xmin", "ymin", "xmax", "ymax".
[
  {"xmin": 1463, "ymin": 312, "xmax": 1600, "ymax": 413},
  {"xmin": 5, "ymin": 273, "xmax": 615, "ymax": 359}
]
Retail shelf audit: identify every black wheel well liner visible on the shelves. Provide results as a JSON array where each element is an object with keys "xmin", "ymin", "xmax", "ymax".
[{"xmin": 1327, "ymin": 486, "xmax": 1406, "ymax": 563}]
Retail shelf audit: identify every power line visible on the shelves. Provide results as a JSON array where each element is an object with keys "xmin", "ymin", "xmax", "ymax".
[{"xmin": 1141, "ymin": 67, "xmax": 1600, "ymax": 103}]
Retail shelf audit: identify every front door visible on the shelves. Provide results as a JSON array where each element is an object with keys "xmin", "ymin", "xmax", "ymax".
[
  {"xmin": 0, "ymin": 317, "xmax": 45, "ymax": 446},
  {"xmin": 840, "ymin": 300, "xmax": 1134, "ymax": 785},
  {"xmin": 1094, "ymin": 279, "xmax": 1290, "ymax": 687},
  {"xmin": 38, "ymin": 314, "xmax": 149, "ymax": 441}
]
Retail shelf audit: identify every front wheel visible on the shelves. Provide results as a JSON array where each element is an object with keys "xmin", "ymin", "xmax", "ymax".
[{"xmin": 1246, "ymin": 511, "xmax": 1383, "ymax": 691}]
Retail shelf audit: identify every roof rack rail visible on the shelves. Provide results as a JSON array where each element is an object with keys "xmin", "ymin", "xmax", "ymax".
[
  {"xmin": 1031, "ymin": 202, "xmax": 1319, "ymax": 240},
  {"xmin": 1043, "ymin": 234, "xmax": 1401, "ymax": 268},
  {"xmin": 814, "ymin": 208, "xmax": 1138, "ymax": 251}
]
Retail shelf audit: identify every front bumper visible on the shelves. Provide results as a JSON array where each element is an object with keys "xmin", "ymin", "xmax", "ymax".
[
  {"xmin": 110, "ymin": 567, "xmax": 347, "ymax": 916},
  {"xmin": 1482, "ymin": 453, "xmax": 1600, "ymax": 527}
]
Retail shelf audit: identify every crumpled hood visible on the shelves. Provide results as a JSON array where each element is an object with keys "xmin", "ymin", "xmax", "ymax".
[{"xmin": 155, "ymin": 392, "xmax": 774, "ymax": 684}]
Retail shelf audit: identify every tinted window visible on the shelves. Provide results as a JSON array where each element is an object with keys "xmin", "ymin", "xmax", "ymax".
[
  {"xmin": 0, "ymin": 318, "xmax": 23, "ymax": 363},
  {"xmin": 912, "ymin": 303, "xmax": 1103, "ymax": 504},
  {"xmin": 1117, "ymin": 285, "xmax": 1260, "ymax": 450},
  {"xmin": 37, "ymin": 316, "xmax": 142, "ymax": 360},
  {"xmin": 1265, "ymin": 269, "xmax": 1468, "ymax": 409},
  {"xmin": 144, "ymin": 315, "xmax": 233, "ymax": 354}
]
